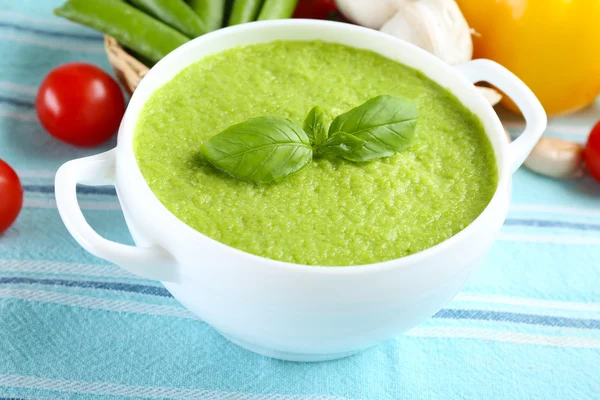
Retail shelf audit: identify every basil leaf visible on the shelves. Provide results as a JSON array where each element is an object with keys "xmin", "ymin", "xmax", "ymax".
[
  {"xmin": 200, "ymin": 116, "xmax": 313, "ymax": 183},
  {"xmin": 303, "ymin": 106, "xmax": 328, "ymax": 145},
  {"xmin": 317, "ymin": 132, "xmax": 365, "ymax": 158},
  {"xmin": 328, "ymin": 95, "xmax": 418, "ymax": 162}
]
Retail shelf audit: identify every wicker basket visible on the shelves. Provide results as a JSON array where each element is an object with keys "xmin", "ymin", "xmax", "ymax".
[{"xmin": 104, "ymin": 36, "xmax": 150, "ymax": 96}]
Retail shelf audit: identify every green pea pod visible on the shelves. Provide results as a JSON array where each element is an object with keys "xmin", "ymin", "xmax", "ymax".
[
  {"xmin": 129, "ymin": 0, "xmax": 207, "ymax": 38},
  {"xmin": 257, "ymin": 0, "xmax": 299, "ymax": 20},
  {"xmin": 187, "ymin": 0, "xmax": 225, "ymax": 32},
  {"xmin": 223, "ymin": 0, "xmax": 236, "ymax": 27},
  {"xmin": 228, "ymin": 0, "xmax": 263, "ymax": 26},
  {"xmin": 55, "ymin": 0, "xmax": 190, "ymax": 64}
]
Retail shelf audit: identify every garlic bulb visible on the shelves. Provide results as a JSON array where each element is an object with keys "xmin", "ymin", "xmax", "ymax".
[
  {"xmin": 336, "ymin": 0, "xmax": 473, "ymax": 65},
  {"xmin": 335, "ymin": 0, "xmax": 400, "ymax": 29},
  {"xmin": 380, "ymin": 0, "xmax": 472, "ymax": 65}
]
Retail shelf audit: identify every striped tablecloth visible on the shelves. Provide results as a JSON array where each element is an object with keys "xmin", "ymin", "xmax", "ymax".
[{"xmin": 1, "ymin": 1, "xmax": 599, "ymax": 399}]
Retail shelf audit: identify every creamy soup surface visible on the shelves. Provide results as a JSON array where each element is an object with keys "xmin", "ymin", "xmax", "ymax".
[{"xmin": 134, "ymin": 41, "xmax": 498, "ymax": 266}]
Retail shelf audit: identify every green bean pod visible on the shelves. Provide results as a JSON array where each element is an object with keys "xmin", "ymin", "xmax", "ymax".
[
  {"xmin": 54, "ymin": 0, "xmax": 190, "ymax": 64},
  {"xmin": 187, "ymin": 0, "xmax": 225, "ymax": 32},
  {"xmin": 129, "ymin": 0, "xmax": 207, "ymax": 38},
  {"xmin": 257, "ymin": 0, "xmax": 299, "ymax": 20},
  {"xmin": 228, "ymin": 0, "xmax": 263, "ymax": 26}
]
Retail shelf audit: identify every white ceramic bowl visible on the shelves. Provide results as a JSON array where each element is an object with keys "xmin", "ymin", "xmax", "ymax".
[{"xmin": 55, "ymin": 20, "xmax": 546, "ymax": 362}]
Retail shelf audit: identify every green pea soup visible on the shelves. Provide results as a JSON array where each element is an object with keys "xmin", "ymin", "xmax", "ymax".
[{"xmin": 134, "ymin": 40, "xmax": 498, "ymax": 266}]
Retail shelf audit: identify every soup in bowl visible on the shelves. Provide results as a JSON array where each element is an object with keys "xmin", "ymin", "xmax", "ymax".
[{"xmin": 56, "ymin": 20, "xmax": 546, "ymax": 361}]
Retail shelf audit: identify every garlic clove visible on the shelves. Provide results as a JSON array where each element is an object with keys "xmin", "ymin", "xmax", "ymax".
[
  {"xmin": 335, "ymin": 0, "xmax": 401, "ymax": 29},
  {"xmin": 523, "ymin": 137, "xmax": 585, "ymax": 179},
  {"xmin": 380, "ymin": 0, "xmax": 473, "ymax": 65},
  {"xmin": 478, "ymin": 87, "xmax": 502, "ymax": 106}
]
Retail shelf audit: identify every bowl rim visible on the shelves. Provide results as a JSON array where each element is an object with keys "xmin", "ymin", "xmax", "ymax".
[{"xmin": 116, "ymin": 19, "xmax": 511, "ymax": 275}]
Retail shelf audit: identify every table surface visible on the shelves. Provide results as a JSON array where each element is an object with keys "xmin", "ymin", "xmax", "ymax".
[{"xmin": 1, "ymin": 1, "xmax": 599, "ymax": 399}]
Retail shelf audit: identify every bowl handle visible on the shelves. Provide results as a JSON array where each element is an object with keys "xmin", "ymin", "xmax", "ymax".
[
  {"xmin": 55, "ymin": 149, "xmax": 179, "ymax": 283},
  {"xmin": 455, "ymin": 59, "xmax": 547, "ymax": 173}
]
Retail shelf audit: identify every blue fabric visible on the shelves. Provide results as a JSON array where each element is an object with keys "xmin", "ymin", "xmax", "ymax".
[{"xmin": 1, "ymin": 1, "xmax": 599, "ymax": 399}]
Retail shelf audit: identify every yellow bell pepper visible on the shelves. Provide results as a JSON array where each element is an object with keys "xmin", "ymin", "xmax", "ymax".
[{"xmin": 456, "ymin": 0, "xmax": 600, "ymax": 117}]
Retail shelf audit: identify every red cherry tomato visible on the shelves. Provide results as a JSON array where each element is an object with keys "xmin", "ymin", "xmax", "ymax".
[
  {"xmin": 0, "ymin": 159, "xmax": 23, "ymax": 234},
  {"xmin": 36, "ymin": 63, "xmax": 125, "ymax": 147},
  {"xmin": 584, "ymin": 121, "xmax": 600, "ymax": 183},
  {"xmin": 293, "ymin": 0, "xmax": 338, "ymax": 19}
]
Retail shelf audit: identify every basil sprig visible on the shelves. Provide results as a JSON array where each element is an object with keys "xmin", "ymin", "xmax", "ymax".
[{"xmin": 201, "ymin": 95, "xmax": 418, "ymax": 183}]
